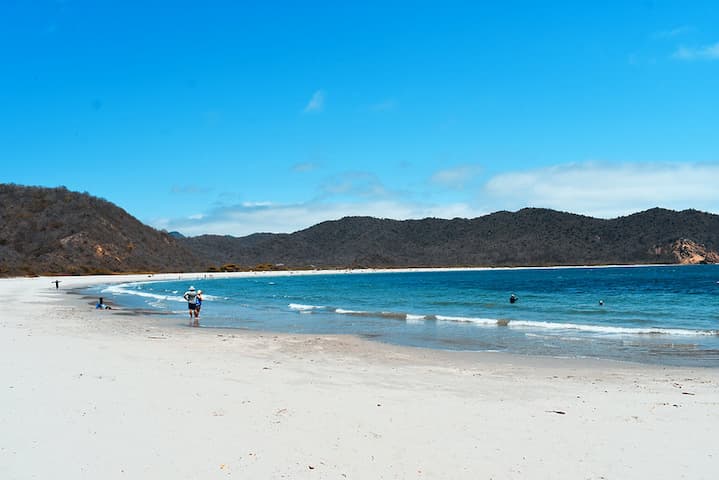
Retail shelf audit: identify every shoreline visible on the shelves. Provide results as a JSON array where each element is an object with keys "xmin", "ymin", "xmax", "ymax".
[
  {"xmin": 68, "ymin": 272, "xmax": 640, "ymax": 370},
  {"xmin": 2, "ymin": 274, "xmax": 718, "ymax": 479},
  {"xmin": 4, "ymin": 260, "xmax": 688, "ymax": 284},
  {"xmin": 6, "ymin": 272, "xmax": 715, "ymax": 374},
  {"xmin": 84, "ymin": 267, "xmax": 719, "ymax": 369}
]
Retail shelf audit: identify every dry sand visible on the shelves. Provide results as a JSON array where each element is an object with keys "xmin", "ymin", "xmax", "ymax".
[{"xmin": 1, "ymin": 273, "xmax": 717, "ymax": 479}]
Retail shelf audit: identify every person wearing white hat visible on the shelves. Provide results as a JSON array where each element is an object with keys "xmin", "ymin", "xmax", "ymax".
[{"xmin": 183, "ymin": 286, "xmax": 199, "ymax": 326}]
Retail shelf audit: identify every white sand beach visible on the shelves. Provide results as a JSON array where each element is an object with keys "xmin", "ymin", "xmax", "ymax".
[{"xmin": 1, "ymin": 273, "xmax": 717, "ymax": 479}]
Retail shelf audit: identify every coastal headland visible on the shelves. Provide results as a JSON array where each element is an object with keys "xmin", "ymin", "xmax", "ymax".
[
  {"xmin": 2, "ymin": 271, "xmax": 717, "ymax": 479},
  {"xmin": 3, "ymin": 184, "xmax": 719, "ymax": 277}
]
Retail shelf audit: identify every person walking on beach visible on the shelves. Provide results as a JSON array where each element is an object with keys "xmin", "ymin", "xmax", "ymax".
[{"xmin": 183, "ymin": 286, "xmax": 199, "ymax": 327}]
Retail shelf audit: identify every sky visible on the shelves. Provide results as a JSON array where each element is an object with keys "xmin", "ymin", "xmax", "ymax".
[{"xmin": 1, "ymin": 0, "xmax": 718, "ymax": 236}]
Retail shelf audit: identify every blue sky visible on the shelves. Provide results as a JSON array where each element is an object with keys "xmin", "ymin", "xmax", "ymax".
[{"xmin": 1, "ymin": 1, "xmax": 718, "ymax": 236}]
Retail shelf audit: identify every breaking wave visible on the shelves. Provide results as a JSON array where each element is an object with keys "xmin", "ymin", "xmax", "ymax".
[{"xmin": 288, "ymin": 303, "xmax": 718, "ymax": 337}]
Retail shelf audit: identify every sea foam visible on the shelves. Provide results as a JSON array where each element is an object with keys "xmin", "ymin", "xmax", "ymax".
[{"xmin": 289, "ymin": 303, "xmax": 324, "ymax": 311}]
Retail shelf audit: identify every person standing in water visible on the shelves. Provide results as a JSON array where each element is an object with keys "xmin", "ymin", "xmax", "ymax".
[
  {"xmin": 183, "ymin": 286, "xmax": 199, "ymax": 326},
  {"xmin": 195, "ymin": 290, "xmax": 204, "ymax": 326}
]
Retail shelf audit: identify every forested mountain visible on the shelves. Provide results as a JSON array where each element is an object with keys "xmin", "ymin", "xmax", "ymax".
[
  {"xmin": 182, "ymin": 208, "xmax": 719, "ymax": 269},
  {"xmin": 1, "ymin": 183, "xmax": 718, "ymax": 276},
  {"xmin": 0, "ymin": 184, "xmax": 203, "ymax": 275}
]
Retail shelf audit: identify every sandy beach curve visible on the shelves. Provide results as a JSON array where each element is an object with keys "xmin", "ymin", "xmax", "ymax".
[{"xmin": 1, "ymin": 273, "xmax": 717, "ymax": 479}]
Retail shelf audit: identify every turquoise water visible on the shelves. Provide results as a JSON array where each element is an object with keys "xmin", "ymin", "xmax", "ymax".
[{"xmin": 98, "ymin": 265, "xmax": 719, "ymax": 366}]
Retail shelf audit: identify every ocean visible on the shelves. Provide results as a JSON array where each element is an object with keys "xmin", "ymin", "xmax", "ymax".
[{"xmin": 95, "ymin": 265, "xmax": 719, "ymax": 367}]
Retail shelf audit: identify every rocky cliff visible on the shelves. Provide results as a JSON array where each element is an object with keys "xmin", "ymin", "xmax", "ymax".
[{"xmin": 671, "ymin": 239, "xmax": 719, "ymax": 264}]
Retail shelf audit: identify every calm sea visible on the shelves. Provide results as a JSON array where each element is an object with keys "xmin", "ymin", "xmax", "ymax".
[{"xmin": 95, "ymin": 265, "xmax": 719, "ymax": 366}]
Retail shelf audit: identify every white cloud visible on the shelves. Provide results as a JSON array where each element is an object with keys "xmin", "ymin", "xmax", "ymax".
[
  {"xmin": 156, "ymin": 199, "xmax": 487, "ymax": 237},
  {"xmin": 303, "ymin": 90, "xmax": 325, "ymax": 113},
  {"xmin": 484, "ymin": 162, "xmax": 719, "ymax": 218},
  {"xmin": 673, "ymin": 42, "xmax": 719, "ymax": 60},
  {"xmin": 319, "ymin": 171, "xmax": 387, "ymax": 198},
  {"xmin": 652, "ymin": 26, "xmax": 693, "ymax": 39},
  {"xmin": 154, "ymin": 161, "xmax": 719, "ymax": 237},
  {"xmin": 292, "ymin": 162, "xmax": 318, "ymax": 173},
  {"xmin": 430, "ymin": 165, "xmax": 482, "ymax": 189}
]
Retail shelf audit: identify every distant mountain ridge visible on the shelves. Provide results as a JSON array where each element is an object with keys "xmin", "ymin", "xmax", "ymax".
[
  {"xmin": 182, "ymin": 207, "xmax": 719, "ymax": 269},
  {"xmin": 1, "ymin": 183, "xmax": 718, "ymax": 276}
]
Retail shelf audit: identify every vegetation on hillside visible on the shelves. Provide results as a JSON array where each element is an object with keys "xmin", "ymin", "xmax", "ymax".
[
  {"xmin": 2, "ymin": 183, "xmax": 718, "ymax": 276},
  {"xmin": 0, "ymin": 184, "xmax": 204, "ymax": 275},
  {"xmin": 182, "ymin": 208, "xmax": 719, "ymax": 269}
]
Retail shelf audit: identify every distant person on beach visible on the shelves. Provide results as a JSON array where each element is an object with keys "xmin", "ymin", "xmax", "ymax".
[
  {"xmin": 183, "ymin": 286, "xmax": 199, "ymax": 327},
  {"xmin": 509, "ymin": 293, "xmax": 518, "ymax": 304},
  {"xmin": 95, "ymin": 297, "xmax": 111, "ymax": 310},
  {"xmin": 52, "ymin": 280, "xmax": 61, "ymax": 289}
]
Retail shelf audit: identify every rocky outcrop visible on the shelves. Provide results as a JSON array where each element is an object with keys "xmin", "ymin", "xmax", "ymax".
[{"xmin": 672, "ymin": 239, "xmax": 719, "ymax": 264}]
